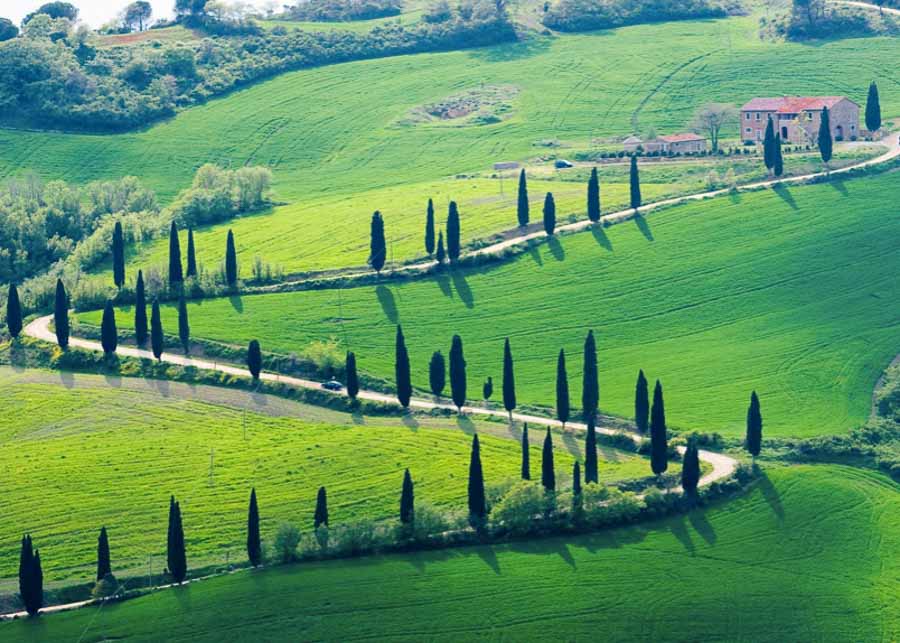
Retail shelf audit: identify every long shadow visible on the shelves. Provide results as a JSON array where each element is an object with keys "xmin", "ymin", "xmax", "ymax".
[
  {"xmin": 830, "ymin": 178, "xmax": 849, "ymax": 196},
  {"xmin": 527, "ymin": 245, "xmax": 543, "ymax": 267},
  {"xmin": 229, "ymin": 294, "xmax": 244, "ymax": 313},
  {"xmin": 467, "ymin": 36, "xmax": 553, "ymax": 63},
  {"xmin": 771, "ymin": 183, "xmax": 798, "ymax": 210},
  {"xmin": 591, "ymin": 225, "xmax": 612, "ymax": 250},
  {"xmin": 547, "ymin": 236, "xmax": 566, "ymax": 262},
  {"xmin": 401, "ymin": 412, "xmax": 419, "ymax": 432},
  {"xmin": 450, "ymin": 270, "xmax": 474, "ymax": 309},
  {"xmin": 476, "ymin": 545, "xmax": 501, "ymax": 574},
  {"xmin": 560, "ymin": 430, "xmax": 581, "ymax": 457},
  {"xmin": 350, "ymin": 410, "xmax": 365, "ymax": 424},
  {"xmin": 456, "ymin": 414, "xmax": 476, "ymax": 434},
  {"xmin": 435, "ymin": 270, "xmax": 452, "ymax": 299},
  {"xmin": 669, "ymin": 515, "xmax": 695, "ymax": 554},
  {"xmin": 375, "ymin": 284, "xmax": 399, "ymax": 323},
  {"xmin": 8, "ymin": 341, "xmax": 26, "ymax": 372},
  {"xmin": 756, "ymin": 472, "xmax": 785, "ymax": 522},
  {"xmin": 510, "ymin": 538, "xmax": 576, "ymax": 569},
  {"xmin": 688, "ymin": 508, "xmax": 717, "ymax": 546},
  {"xmin": 59, "ymin": 370, "xmax": 75, "ymax": 389},
  {"xmin": 634, "ymin": 215, "xmax": 654, "ymax": 241}
]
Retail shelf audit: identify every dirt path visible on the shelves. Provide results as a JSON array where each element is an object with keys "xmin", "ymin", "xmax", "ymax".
[{"xmin": 833, "ymin": 0, "xmax": 900, "ymax": 16}]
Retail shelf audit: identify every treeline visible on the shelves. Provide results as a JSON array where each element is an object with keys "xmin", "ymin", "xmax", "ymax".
[
  {"xmin": 542, "ymin": 0, "xmax": 738, "ymax": 33},
  {"xmin": 761, "ymin": 0, "xmax": 900, "ymax": 40},
  {"xmin": 284, "ymin": 0, "xmax": 403, "ymax": 22},
  {"xmin": 0, "ymin": 1, "xmax": 515, "ymax": 131}
]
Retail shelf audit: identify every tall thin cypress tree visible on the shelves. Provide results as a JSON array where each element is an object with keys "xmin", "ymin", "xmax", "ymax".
[
  {"xmin": 541, "ymin": 427, "xmax": 555, "ymax": 492},
  {"xmin": 186, "ymin": 228, "xmax": 197, "ymax": 278},
  {"xmin": 369, "ymin": 211, "xmax": 386, "ymax": 273},
  {"xmin": 429, "ymin": 350, "xmax": 445, "ymax": 397},
  {"xmin": 167, "ymin": 496, "xmax": 187, "ymax": 583},
  {"xmin": 543, "ymin": 192, "xmax": 556, "ymax": 236},
  {"xmin": 650, "ymin": 379, "xmax": 668, "ymax": 477},
  {"xmin": 818, "ymin": 106, "xmax": 833, "ymax": 165},
  {"xmin": 97, "ymin": 527, "xmax": 111, "ymax": 581},
  {"xmin": 517, "ymin": 169, "xmax": 529, "ymax": 227},
  {"xmin": 150, "ymin": 299, "xmax": 164, "ymax": 361},
  {"xmin": 395, "ymin": 325, "xmax": 412, "ymax": 408},
  {"xmin": 400, "ymin": 469, "xmax": 414, "ymax": 525},
  {"xmin": 865, "ymin": 81, "xmax": 882, "ymax": 134},
  {"xmin": 101, "ymin": 300, "xmax": 118, "ymax": 355},
  {"xmin": 54, "ymin": 279, "xmax": 69, "ymax": 349},
  {"xmin": 446, "ymin": 201, "xmax": 461, "ymax": 262},
  {"xmin": 502, "ymin": 338, "xmax": 516, "ymax": 420},
  {"xmin": 134, "ymin": 270, "xmax": 148, "ymax": 346},
  {"xmin": 587, "ymin": 167, "xmax": 601, "ymax": 222},
  {"xmin": 314, "ymin": 486, "xmax": 329, "ymax": 529},
  {"xmin": 112, "ymin": 220, "xmax": 125, "ymax": 288},
  {"xmin": 763, "ymin": 115, "xmax": 776, "ymax": 173},
  {"xmin": 247, "ymin": 488, "xmax": 261, "ymax": 566},
  {"xmin": 225, "ymin": 229, "xmax": 238, "ymax": 287},
  {"xmin": 629, "ymin": 156, "xmax": 641, "ymax": 210},
  {"xmin": 572, "ymin": 461, "xmax": 582, "ymax": 496},
  {"xmin": 435, "ymin": 231, "xmax": 446, "ymax": 265},
  {"xmin": 6, "ymin": 283, "xmax": 22, "ymax": 339},
  {"xmin": 247, "ymin": 339, "xmax": 262, "ymax": 380},
  {"xmin": 746, "ymin": 391, "xmax": 763, "ymax": 459},
  {"xmin": 582, "ymin": 330, "xmax": 598, "ymax": 423},
  {"xmin": 467, "ymin": 434, "xmax": 486, "ymax": 524},
  {"xmin": 773, "ymin": 133, "xmax": 784, "ymax": 177},
  {"xmin": 345, "ymin": 351, "xmax": 359, "ymax": 400},
  {"xmin": 449, "ymin": 334, "xmax": 466, "ymax": 412},
  {"xmin": 635, "ymin": 369, "xmax": 649, "ymax": 433},
  {"xmin": 482, "ymin": 376, "xmax": 493, "ymax": 401},
  {"xmin": 681, "ymin": 439, "xmax": 701, "ymax": 495},
  {"xmin": 556, "ymin": 348, "xmax": 569, "ymax": 427},
  {"xmin": 19, "ymin": 534, "xmax": 42, "ymax": 616},
  {"xmin": 584, "ymin": 418, "xmax": 598, "ymax": 484},
  {"xmin": 178, "ymin": 297, "xmax": 190, "ymax": 355},
  {"xmin": 521, "ymin": 424, "xmax": 530, "ymax": 480},
  {"xmin": 168, "ymin": 221, "xmax": 183, "ymax": 287},
  {"xmin": 424, "ymin": 198, "xmax": 435, "ymax": 256}
]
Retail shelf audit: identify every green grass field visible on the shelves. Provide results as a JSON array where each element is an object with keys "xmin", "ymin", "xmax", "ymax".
[
  {"xmin": 4, "ymin": 464, "xmax": 896, "ymax": 641},
  {"xmin": 83, "ymin": 171, "xmax": 900, "ymax": 438},
  {"xmin": 0, "ymin": 367, "xmax": 657, "ymax": 591}
]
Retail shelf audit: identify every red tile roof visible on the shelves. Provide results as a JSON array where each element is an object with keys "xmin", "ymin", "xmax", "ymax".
[
  {"xmin": 658, "ymin": 133, "xmax": 705, "ymax": 143},
  {"xmin": 741, "ymin": 96, "xmax": 853, "ymax": 113}
]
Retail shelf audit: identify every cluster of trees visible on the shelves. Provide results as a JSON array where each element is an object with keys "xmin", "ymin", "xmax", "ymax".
[
  {"xmin": 769, "ymin": 0, "xmax": 900, "ymax": 39},
  {"xmin": 170, "ymin": 164, "xmax": 272, "ymax": 229},
  {"xmin": 284, "ymin": 0, "xmax": 403, "ymax": 22},
  {"xmin": 542, "ymin": 0, "xmax": 734, "ymax": 33}
]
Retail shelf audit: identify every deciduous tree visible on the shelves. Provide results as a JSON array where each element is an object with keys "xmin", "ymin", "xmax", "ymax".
[
  {"xmin": 650, "ymin": 379, "xmax": 668, "ymax": 477},
  {"xmin": 690, "ymin": 103, "xmax": 737, "ymax": 153},
  {"xmin": 449, "ymin": 334, "xmax": 466, "ymax": 412},
  {"xmin": 517, "ymin": 169, "xmax": 529, "ymax": 227},
  {"xmin": 369, "ymin": 211, "xmax": 386, "ymax": 273},
  {"xmin": 395, "ymin": 325, "xmax": 412, "ymax": 408}
]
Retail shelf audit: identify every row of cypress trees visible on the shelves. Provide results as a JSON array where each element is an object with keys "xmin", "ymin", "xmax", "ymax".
[{"xmin": 517, "ymin": 166, "xmax": 607, "ymax": 229}]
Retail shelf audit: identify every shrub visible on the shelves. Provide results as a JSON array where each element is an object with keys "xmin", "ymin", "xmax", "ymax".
[
  {"xmin": 490, "ymin": 480, "xmax": 551, "ymax": 534},
  {"xmin": 273, "ymin": 523, "xmax": 301, "ymax": 563}
]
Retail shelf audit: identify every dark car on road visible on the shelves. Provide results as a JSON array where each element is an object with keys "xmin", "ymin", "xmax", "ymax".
[{"xmin": 322, "ymin": 379, "xmax": 343, "ymax": 391}]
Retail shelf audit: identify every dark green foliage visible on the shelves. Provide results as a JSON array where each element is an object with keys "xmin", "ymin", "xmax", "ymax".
[
  {"xmin": 168, "ymin": 221, "xmax": 183, "ymax": 286},
  {"xmin": 435, "ymin": 231, "xmax": 446, "ymax": 265},
  {"xmin": 166, "ymin": 495, "xmax": 187, "ymax": 583},
  {"xmin": 446, "ymin": 201, "xmax": 461, "ymax": 261},
  {"xmin": 572, "ymin": 460, "xmax": 582, "ymax": 495},
  {"xmin": 97, "ymin": 527, "xmax": 111, "ymax": 581},
  {"xmin": 247, "ymin": 488, "xmax": 261, "ymax": 566},
  {"xmin": 650, "ymin": 379, "xmax": 668, "ymax": 476},
  {"xmin": 429, "ymin": 350, "xmax": 446, "ymax": 397},
  {"xmin": 866, "ymin": 81, "xmax": 882, "ymax": 133},
  {"xmin": 449, "ymin": 334, "xmax": 467, "ymax": 411},
  {"xmin": 400, "ymin": 469, "xmax": 414, "ymax": 524},
  {"xmin": 502, "ymin": 337, "xmax": 516, "ymax": 419},
  {"xmin": 629, "ymin": 156, "xmax": 641, "ymax": 210},
  {"xmin": 773, "ymin": 133, "xmax": 784, "ymax": 177},
  {"xmin": 556, "ymin": 349, "xmax": 570, "ymax": 426},
  {"xmin": 315, "ymin": 486, "xmax": 329, "ymax": 529},
  {"xmin": 681, "ymin": 439, "xmax": 701, "ymax": 494},
  {"xmin": 186, "ymin": 228, "xmax": 197, "ymax": 278},
  {"xmin": 587, "ymin": 167, "xmax": 601, "ymax": 222},
  {"xmin": 19, "ymin": 534, "xmax": 43, "ymax": 616},
  {"xmin": 150, "ymin": 299, "xmax": 164, "ymax": 361},
  {"xmin": 584, "ymin": 419, "xmax": 598, "ymax": 483},
  {"xmin": 345, "ymin": 351, "xmax": 359, "ymax": 400},
  {"xmin": 543, "ymin": 192, "xmax": 556, "ymax": 236},
  {"xmin": 112, "ymin": 220, "xmax": 125, "ymax": 288},
  {"xmin": 483, "ymin": 376, "xmax": 493, "ymax": 400},
  {"xmin": 0, "ymin": 18, "xmax": 18, "ymax": 42},
  {"xmin": 746, "ymin": 391, "xmax": 763, "ymax": 457},
  {"xmin": 369, "ymin": 211, "xmax": 387, "ymax": 273},
  {"xmin": 288, "ymin": 0, "xmax": 401, "ymax": 21},
  {"xmin": 521, "ymin": 424, "xmax": 530, "ymax": 480},
  {"xmin": 54, "ymin": 279, "xmax": 69, "ymax": 349},
  {"xmin": 764, "ymin": 116, "xmax": 776, "ymax": 171},
  {"xmin": 26, "ymin": 2, "xmax": 79, "ymax": 22},
  {"xmin": 178, "ymin": 297, "xmax": 190, "ymax": 354},
  {"xmin": 517, "ymin": 169, "xmax": 529, "ymax": 227},
  {"xmin": 581, "ymin": 330, "xmax": 598, "ymax": 423},
  {"xmin": 425, "ymin": 199, "xmax": 435, "ymax": 256},
  {"xmin": 6, "ymin": 283, "xmax": 22, "ymax": 338},
  {"xmin": 395, "ymin": 325, "xmax": 412, "ymax": 407},
  {"xmin": 225, "ymin": 229, "xmax": 238, "ymax": 287},
  {"xmin": 543, "ymin": 0, "xmax": 728, "ymax": 32},
  {"xmin": 247, "ymin": 339, "xmax": 262, "ymax": 380},
  {"xmin": 134, "ymin": 270, "xmax": 148, "ymax": 346},
  {"xmin": 818, "ymin": 106, "xmax": 833, "ymax": 164},
  {"xmin": 101, "ymin": 300, "xmax": 118, "ymax": 355},
  {"xmin": 635, "ymin": 369, "xmax": 649, "ymax": 433},
  {"xmin": 467, "ymin": 434, "xmax": 487, "ymax": 522},
  {"xmin": 541, "ymin": 427, "xmax": 556, "ymax": 492}
]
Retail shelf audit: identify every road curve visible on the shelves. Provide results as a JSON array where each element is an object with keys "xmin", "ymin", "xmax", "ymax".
[{"xmin": 833, "ymin": 0, "xmax": 900, "ymax": 16}]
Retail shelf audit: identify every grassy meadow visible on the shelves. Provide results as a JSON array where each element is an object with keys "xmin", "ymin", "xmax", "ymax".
[
  {"xmin": 4, "ymin": 464, "xmax": 897, "ymax": 641},
  {"xmin": 83, "ymin": 172, "xmax": 900, "ymax": 438}
]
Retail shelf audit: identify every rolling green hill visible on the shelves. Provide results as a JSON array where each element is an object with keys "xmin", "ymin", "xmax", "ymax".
[{"xmin": 4, "ymin": 465, "xmax": 896, "ymax": 641}]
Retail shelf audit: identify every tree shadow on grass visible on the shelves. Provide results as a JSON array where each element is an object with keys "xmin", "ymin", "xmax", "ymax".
[
  {"xmin": 450, "ymin": 269, "xmax": 474, "ymax": 309},
  {"xmin": 591, "ymin": 225, "xmax": 612, "ymax": 250},
  {"xmin": 547, "ymin": 236, "xmax": 566, "ymax": 262},
  {"xmin": 456, "ymin": 414, "xmax": 476, "ymax": 434},
  {"xmin": 58, "ymin": 370, "xmax": 75, "ymax": 389},
  {"xmin": 771, "ymin": 183, "xmax": 798, "ymax": 210},
  {"xmin": 527, "ymin": 245, "xmax": 543, "ymax": 267},
  {"xmin": 467, "ymin": 36, "xmax": 553, "ymax": 64},
  {"xmin": 560, "ymin": 430, "xmax": 581, "ymax": 458},
  {"xmin": 830, "ymin": 178, "xmax": 849, "ymax": 196},
  {"xmin": 8, "ymin": 340, "xmax": 27, "ymax": 372},
  {"xmin": 475, "ymin": 545, "xmax": 501, "ymax": 574},
  {"xmin": 756, "ymin": 472, "xmax": 785, "ymax": 522},
  {"xmin": 401, "ymin": 412, "xmax": 419, "ymax": 432},
  {"xmin": 510, "ymin": 538, "xmax": 576, "ymax": 569},
  {"xmin": 634, "ymin": 215, "xmax": 654, "ymax": 241},
  {"xmin": 229, "ymin": 294, "xmax": 243, "ymax": 313},
  {"xmin": 688, "ymin": 508, "xmax": 716, "ymax": 545},
  {"xmin": 375, "ymin": 284, "xmax": 399, "ymax": 323},
  {"xmin": 669, "ymin": 515, "xmax": 695, "ymax": 554},
  {"xmin": 435, "ymin": 270, "xmax": 452, "ymax": 299}
]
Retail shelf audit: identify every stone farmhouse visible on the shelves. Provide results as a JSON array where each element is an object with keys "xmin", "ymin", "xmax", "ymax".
[
  {"xmin": 740, "ymin": 96, "xmax": 860, "ymax": 145},
  {"xmin": 623, "ymin": 132, "xmax": 707, "ymax": 154}
]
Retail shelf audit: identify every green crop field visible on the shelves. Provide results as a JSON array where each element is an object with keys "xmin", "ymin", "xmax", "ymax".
[
  {"xmin": 83, "ymin": 171, "xmax": 900, "ymax": 438},
  {"xmin": 0, "ymin": 367, "xmax": 658, "ymax": 591},
  {"xmin": 4, "ymin": 464, "xmax": 897, "ymax": 641}
]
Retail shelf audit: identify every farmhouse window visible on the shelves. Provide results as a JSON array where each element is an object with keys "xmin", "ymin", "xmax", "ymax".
[
  {"xmin": 745, "ymin": 113, "xmax": 750, "ymax": 120},
  {"xmin": 755, "ymin": 113, "xmax": 760, "ymax": 121}
]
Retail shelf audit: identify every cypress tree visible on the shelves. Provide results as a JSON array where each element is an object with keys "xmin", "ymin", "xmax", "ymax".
[
  {"xmin": 502, "ymin": 337, "xmax": 516, "ymax": 420},
  {"xmin": 150, "ymin": 299, "xmax": 164, "ymax": 361},
  {"xmin": 186, "ymin": 228, "xmax": 197, "ymax": 278},
  {"xmin": 543, "ymin": 192, "xmax": 556, "ymax": 236},
  {"xmin": 369, "ymin": 211, "xmax": 386, "ymax": 273},
  {"xmin": 587, "ymin": 166, "xmax": 601, "ymax": 222},
  {"xmin": 763, "ymin": 115, "xmax": 776, "ymax": 173},
  {"xmin": 629, "ymin": 155, "xmax": 641, "ymax": 210},
  {"xmin": 168, "ymin": 221, "xmax": 183, "ymax": 287},
  {"xmin": 634, "ymin": 369, "xmax": 649, "ymax": 433},
  {"xmin": 516, "ymin": 169, "xmax": 529, "ymax": 227},
  {"xmin": 556, "ymin": 348, "xmax": 570, "ymax": 427},
  {"xmin": 54, "ymin": 279, "xmax": 69, "ymax": 349},
  {"xmin": 818, "ymin": 106, "xmax": 833, "ymax": 165},
  {"xmin": 167, "ymin": 496, "xmax": 187, "ymax": 583},
  {"xmin": 865, "ymin": 81, "xmax": 881, "ymax": 134},
  {"xmin": 19, "ymin": 534, "xmax": 42, "ymax": 616},
  {"xmin": 100, "ymin": 300, "xmax": 118, "ymax": 355},
  {"xmin": 429, "ymin": 350, "xmax": 445, "ymax": 397},
  {"xmin": 650, "ymin": 379, "xmax": 668, "ymax": 477},
  {"xmin": 681, "ymin": 439, "xmax": 701, "ymax": 495},
  {"xmin": 247, "ymin": 339, "xmax": 262, "ymax": 380},
  {"xmin": 572, "ymin": 461, "xmax": 582, "ymax": 496},
  {"xmin": 112, "ymin": 220, "xmax": 125, "ymax": 288},
  {"xmin": 521, "ymin": 424, "xmax": 530, "ymax": 480},
  {"xmin": 541, "ymin": 427, "xmax": 555, "ymax": 492},
  {"xmin": 247, "ymin": 488, "xmax": 261, "ymax": 566},
  {"xmin": 581, "ymin": 330, "xmax": 598, "ymax": 423},
  {"xmin": 18, "ymin": 535, "xmax": 31, "ymax": 606},
  {"xmin": 395, "ymin": 325, "xmax": 412, "ymax": 408},
  {"xmin": 467, "ymin": 434, "xmax": 486, "ymax": 523},
  {"xmin": 482, "ymin": 376, "xmax": 493, "ymax": 401},
  {"xmin": 345, "ymin": 351, "xmax": 359, "ymax": 400},
  {"xmin": 6, "ymin": 283, "xmax": 22, "ymax": 339},
  {"xmin": 774, "ymin": 133, "xmax": 784, "ymax": 177},
  {"xmin": 584, "ymin": 418, "xmax": 598, "ymax": 484},
  {"xmin": 134, "ymin": 270, "xmax": 148, "ymax": 346},
  {"xmin": 449, "ymin": 334, "xmax": 466, "ymax": 412},
  {"xmin": 97, "ymin": 527, "xmax": 111, "ymax": 581},
  {"xmin": 225, "ymin": 229, "xmax": 238, "ymax": 287},
  {"xmin": 446, "ymin": 201, "xmax": 461, "ymax": 262},
  {"xmin": 435, "ymin": 230, "xmax": 446, "ymax": 265},
  {"xmin": 424, "ymin": 198, "xmax": 435, "ymax": 256},
  {"xmin": 400, "ymin": 469, "xmax": 414, "ymax": 525},
  {"xmin": 314, "ymin": 486, "xmax": 328, "ymax": 529},
  {"xmin": 178, "ymin": 297, "xmax": 190, "ymax": 355},
  {"xmin": 746, "ymin": 391, "xmax": 763, "ymax": 459}
]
